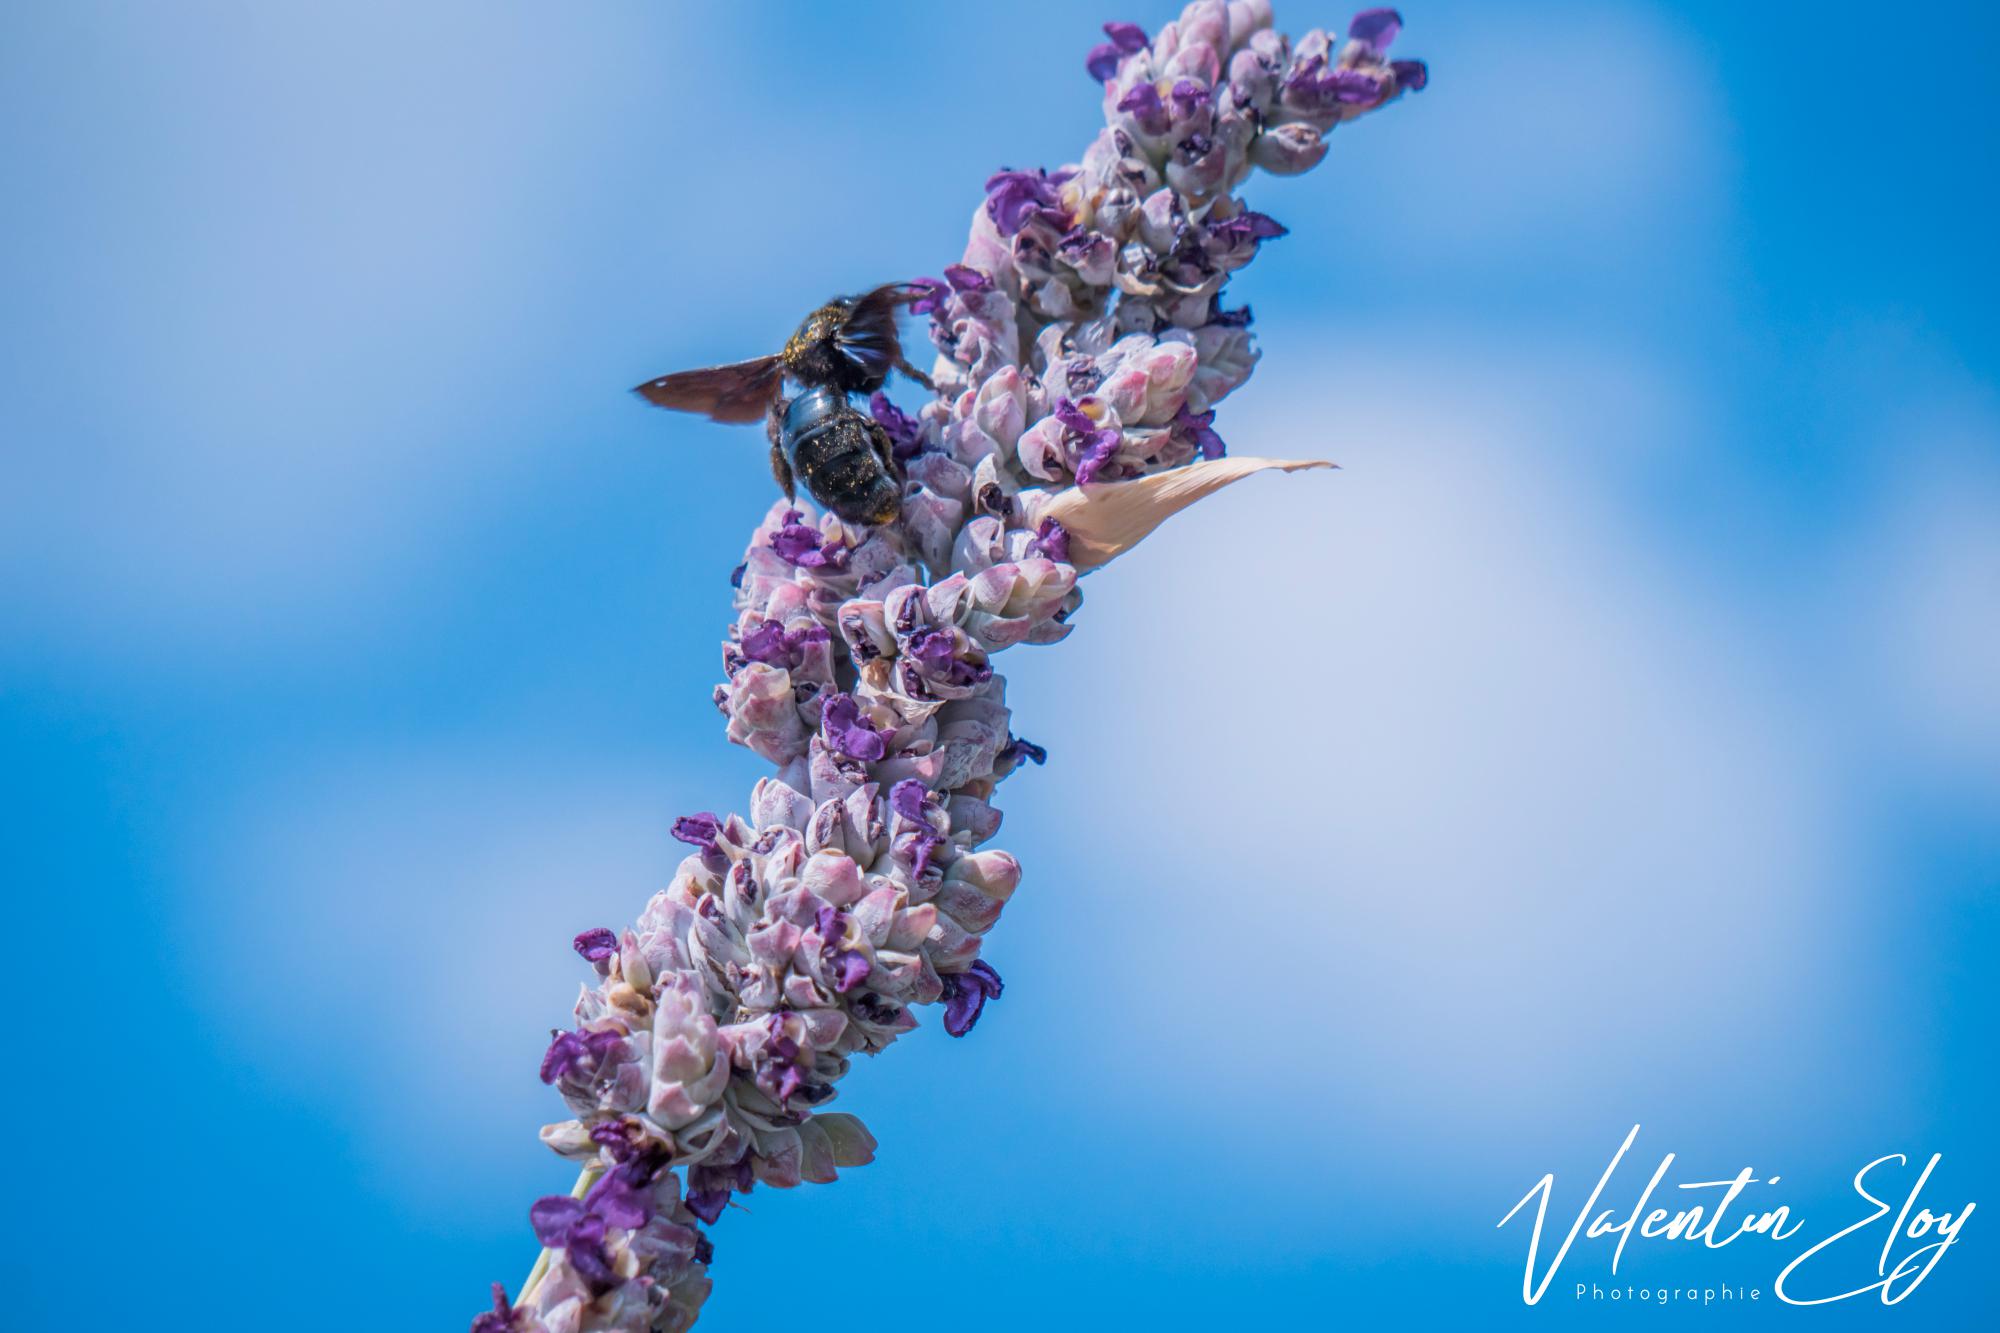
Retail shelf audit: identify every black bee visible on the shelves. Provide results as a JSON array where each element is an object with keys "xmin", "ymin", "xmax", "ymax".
[{"xmin": 634, "ymin": 283, "xmax": 934, "ymax": 527}]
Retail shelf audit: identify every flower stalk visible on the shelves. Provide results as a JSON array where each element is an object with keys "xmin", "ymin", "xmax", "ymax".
[{"xmin": 475, "ymin": 5, "xmax": 1424, "ymax": 1329}]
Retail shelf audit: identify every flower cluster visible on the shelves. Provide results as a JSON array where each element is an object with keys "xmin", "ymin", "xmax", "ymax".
[{"xmin": 479, "ymin": 5, "xmax": 1421, "ymax": 1329}]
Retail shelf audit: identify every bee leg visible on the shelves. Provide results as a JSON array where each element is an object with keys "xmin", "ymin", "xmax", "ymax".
[
  {"xmin": 867, "ymin": 419, "xmax": 904, "ymax": 483},
  {"xmin": 766, "ymin": 402, "xmax": 797, "ymax": 502},
  {"xmin": 769, "ymin": 439, "xmax": 797, "ymax": 503},
  {"xmin": 893, "ymin": 353, "xmax": 934, "ymax": 393}
]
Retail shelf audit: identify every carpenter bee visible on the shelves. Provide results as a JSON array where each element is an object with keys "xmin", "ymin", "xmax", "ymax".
[{"xmin": 634, "ymin": 283, "xmax": 934, "ymax": 527}]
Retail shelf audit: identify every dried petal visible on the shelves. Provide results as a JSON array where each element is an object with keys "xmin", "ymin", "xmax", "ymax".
[{"xmin": 1038, "ymin": 455, "xmax": 1334, "ymax": 569}]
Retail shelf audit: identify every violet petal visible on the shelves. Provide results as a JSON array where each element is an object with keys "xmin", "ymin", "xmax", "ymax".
[
  {"xmin": 528, "ymin": 1195, "xmax": 584, "ymax": 1248},
  {"xmin": 671, "ymin": 812, "xmax": 721, "ymax": 852},
  {"xmin": 1348, "ymin": 7, "xmax": 1402, "ymax": 56},
  {"xmin": 571, "ymin": 927, "xmax": 618, "ymax": 963}
]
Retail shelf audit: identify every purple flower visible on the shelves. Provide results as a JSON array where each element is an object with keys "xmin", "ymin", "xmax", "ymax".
[
  {"xmin": 470, "ymin": 1284, "xmax": 524, "ymax": 1333},
  {"xmin": 684, "ymin": 1190, "xmax": 728, "ymax": 1225},
  {"xmin": 1057, "ymin": 226, "xmax": 1107, "ymax": 263},
  {"xmin": 1075, "ymin": 439, "xmax": 1120, "ymax": 484},
  {"xmin": 1052, "ymin": 397, "xmax": 1101, "ymax": 437},
  {"xmin": 571, "ymin": 927, "xmax": 618, "ymax": 963},
  {"xmin": 984, "ymin": 168, "xmax": 1067, "ymax": 237},
  {"xmin": 529, "ymin": 1193, "xmax": 620, "ymax": 1294},
  {"xmin": 1102, "ymin": 19, "xmax": 1147, "ymax": 50},
  {"xmin": 1056, "ymin": 397, "xmax": 1123, "ymax": 485},
  {"xmin": 888, "ymin": 776, "xmax": 942, "ymax": 874},
  {"xmin": 908, "ymin": 276, "xmax": 948, "ymax": 315},
  {"xmin": 819, "ymin": 693, "xmax": 886, "ymax": 762},
  {"xmin": 737, "ymin": 620, "xmax": 788, "ymax": 666},
  {"xmin": 905, "ymin": 827, "xmax": 942, "ymax": 880},
  {"xmin": 940, "ymin": 960, "xmax": 1005, "ymax": 1037},
  {"xmin": 1348, "ymin": 7, "xmax": 1403, "ymax": 55},
  {"xmin": 830, "ymin": 949, "xmax": 871, "ymax": 992},
  {"xmin": 525, "ymin": 1149, "xmax": 675, "ymax": 1298},
  {"xmin": 584, "ymin": 1149, "xmax": 667, "ymax": 1228},
  {"xmin": 1283, "ymin": 56, "xmax": 1384, "ymax": 108},
  {"xmin": 770, "ymin": 510, "xmax": 850, "ymax": 569},
  {"xmin": 538, "ymin": 1027, "xmax": 622, "ymax": 1085},
  {"xmin": 890, "ymin": 778, "xmax": 944, "ymax": 877},
  {"xmin": 869, "ymin": 391, "xmax": 924, "ymax": 461},
  {"xmin": 1211, "ymin": 211, "xmax": 1287, "ymax": 246},
  {"xmin": 1116, "ymin": 82, "xmax": 1170, "ymax": 135},
  {"xmin": 670, "ymin": 811, "xmax": 721, "ymax": 854},
  {"xmin": 739, "ymin": 617, "xmax": 830, "ymax": 669},
  {"xmin": 906, "ymin": 627, "xmax": 992, "ymax": 688},
  {"xmin": 1176, "ymin": 403, "xmax": 1225, "ymax": 460},
  {"xmin": 1168, "ymin": 78, "xmax": 1211, "ymax": 122},
  {"xmin": 1392, "ymin": 58, "xmax": 1428, "ymax": 92},
  {"xmin": 1027, "ymin": 516, "xmax": 1071, "ymax": 563},
  {"xmin": 888, "ymin": 778, "xmax": 931, "ymax": 822},
  {"xmin": 769, "ymin": 518, "xmax": 819, "ymax": 562},
  {"xmin": 686, "ymin": 1158, "xmax": 754, "ymax": 1225},
  {"xmin": 588, "ymin": 1118, "xmax": 645, "ymax": 1158},
  {"xmin": 1001, "ymin": 735, "xmax": 1048, "ymax": 767},
  {"xmin": 1085, "ymin": 19, "xmax": 1149, "ymax": 82},
  {"xmin": 943, "ymin": 263, "xmax": 995, "ymax": 293},
  {"xmin": 816, "ymin": 906, "xmax": 873, "ymax": 994},
  {"xmin": 747, "ymin": 1012, "xmax": 813, "ymax": 1103},
  {"xmin": 1175, "ymin": 131, "xmax": 1215, "ymax": 164}
]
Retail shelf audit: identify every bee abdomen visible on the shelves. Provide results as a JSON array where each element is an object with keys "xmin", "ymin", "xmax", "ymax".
[{"xmin": 782, "ymin": 386, "xmax": 902, "ymax": 527}]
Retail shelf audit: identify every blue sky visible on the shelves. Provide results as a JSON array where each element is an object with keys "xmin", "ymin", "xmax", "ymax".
[{"xmin": 2, "ymin": 2, "xmax": 1996, "ymax": 1329}]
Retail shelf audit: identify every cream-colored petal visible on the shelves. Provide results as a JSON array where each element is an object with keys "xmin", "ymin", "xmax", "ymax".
[{"xmin": 1039, "ymin": 456, "xmax": 1335, "ymax": 570}]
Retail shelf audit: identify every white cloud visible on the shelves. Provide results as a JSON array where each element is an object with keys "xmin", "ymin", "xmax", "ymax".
[
  {"xmin": 177, "ymin": 748, "xmax": 714, "ymax": 1213},
  {"xmin": 1010, "ymin": 331, "xmax": 1857, "ymax": 1158},
  {"xmin": 0, "ymin": 4, "xmax": 743, "ymax": 657},
  {"xmin": 1847, "ymin": 405, "xmax": 2000, "ymax": 795}
]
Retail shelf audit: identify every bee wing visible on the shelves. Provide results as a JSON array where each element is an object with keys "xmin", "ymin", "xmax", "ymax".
[
  {"xmin": 848, "ymin": 280, "xmax": 932, "ymax": 326},
  {"xmin": 849, "ymin": 281, "xmax": 927, "ymax": 319},
  {"xmin": 835, "ymin": 283, "xmax": 925, "ymax": 379},
  {"xmin": 633, "ymin": 355, "xmax": 783, "ymax": 424}
]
